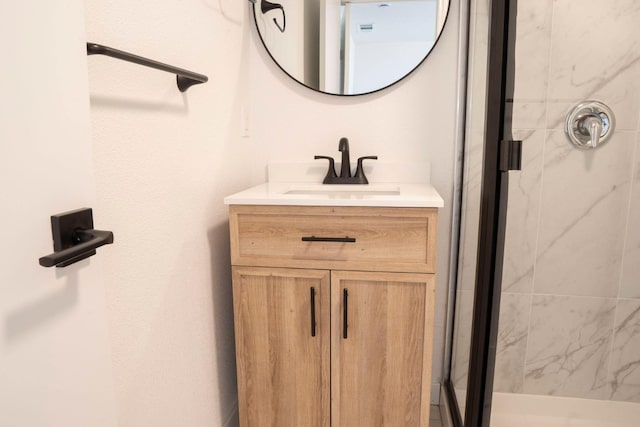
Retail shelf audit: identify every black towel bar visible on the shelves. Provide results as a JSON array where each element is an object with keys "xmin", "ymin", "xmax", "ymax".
[{"xmin": 86, "ymin": 42, "xmax": 208, "ymax": 92}]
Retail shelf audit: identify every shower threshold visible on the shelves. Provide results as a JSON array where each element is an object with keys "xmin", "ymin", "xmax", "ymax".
[{"xmin": 490, "ymin": 392, "xmax": 640, "ymax": 427}]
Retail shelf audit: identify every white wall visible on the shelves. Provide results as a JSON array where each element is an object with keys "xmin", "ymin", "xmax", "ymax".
[
  {"xmin": 346, "ymin": 1, "xmax": 437, "ymax": 94},
  {"xmin": 350, "ymin": 41, "xmax": 432, "ymax": 94},
  {"xmin": 84, "ymin": 0, "xmax": 252, "ymax": 425},
  {"xmin": 249, "ymin": 0, "xmax": 460, "ymax": 402},
  {"xmin": 81, "ymin": 1, "xmax": 458, "ymax": 424},
  {"xmin": 1, "ymin": 2, "xmax": 118, "ymax": 425}
]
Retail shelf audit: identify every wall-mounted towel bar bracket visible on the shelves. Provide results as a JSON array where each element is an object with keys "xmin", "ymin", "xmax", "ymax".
[
  {"xmin": 87, "ymin": 42, "xmax": 208, "ymax": 92},
  {"xmin": 39, "ymin": 208, "xmax": 114, "ymax": 268}
]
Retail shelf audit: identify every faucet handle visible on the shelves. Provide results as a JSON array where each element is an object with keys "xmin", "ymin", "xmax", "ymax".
[
  {"xmin": 314, "ymin": 155, "xmax": 338, "ymax": 184},
  {"xmin": 354, "ymin": 156, "xmax": 378, "ymax": 184}
]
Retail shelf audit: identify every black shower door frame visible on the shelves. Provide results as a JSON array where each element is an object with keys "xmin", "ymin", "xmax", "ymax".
[{"xmin": 444, "ymin": 0, "xmax": 518, "ymax": 426}]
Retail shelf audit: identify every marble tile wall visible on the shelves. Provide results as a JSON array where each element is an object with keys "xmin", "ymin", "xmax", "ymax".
[{"xmin": 494, "ymin": 0, "xmax": 640, "ymax": 403}]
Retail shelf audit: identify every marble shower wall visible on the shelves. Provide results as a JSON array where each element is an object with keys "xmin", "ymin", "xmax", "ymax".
[{"xmin": 495, "ymin": 0, "xmax": 640, "ymax": 402}]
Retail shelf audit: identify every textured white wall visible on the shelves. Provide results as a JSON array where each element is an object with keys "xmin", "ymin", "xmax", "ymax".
[
  {"xmin": 1, "ymin": 2, "xmax": 118, "ymax": 425},
  {"xmin": 84, "ymin": 0, "xmax": 458, "ymax": 424},
  {"xmin": 249, "ymin": 1, "xmax": 460, "ymax": 402},
  {"xmin": 84, "ymin": 0, "xmax": 251, "ymax": 425}
]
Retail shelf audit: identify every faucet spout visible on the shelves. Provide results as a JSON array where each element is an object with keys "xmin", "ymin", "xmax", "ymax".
[
  {"xmin": 338, "ymin": 137, "xmax": 351, "ymax": 178},
  {"xmin": 314, "ymin": 137, "xmax": 376, "ymax": 184}
]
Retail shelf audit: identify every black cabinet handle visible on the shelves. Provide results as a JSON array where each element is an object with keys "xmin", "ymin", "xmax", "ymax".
[
  {"xmin": 310, "ymin": 287, "xmax": 316, "ymax": 337},
  {"xmin": 301, "ymin": 236, "xmax": 356, "ymax": 243},
  {"xmin": 343, "ymin": 288, "xmax": 348, "ymax": 339}
]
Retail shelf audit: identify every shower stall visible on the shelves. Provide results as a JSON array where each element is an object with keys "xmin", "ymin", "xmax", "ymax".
[{"xmin": 445, "ymin": 0, "xmax": 640, "ymax": 426}]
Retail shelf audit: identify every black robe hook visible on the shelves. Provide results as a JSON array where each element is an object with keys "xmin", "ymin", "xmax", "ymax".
[{"xmin": 261, "ymin": 0, "xmax": 286, "ymax": 33}]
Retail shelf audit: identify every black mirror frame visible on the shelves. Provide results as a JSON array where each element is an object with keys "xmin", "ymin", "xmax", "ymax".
[{"xmin": 251, "ymin": 0, "xmax": 452, "ymax": 96}]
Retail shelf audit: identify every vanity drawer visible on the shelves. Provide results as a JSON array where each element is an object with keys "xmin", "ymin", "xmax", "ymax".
[{"xmin": 229, "ymin": 205, "xmax": 437, "ymax": 273}]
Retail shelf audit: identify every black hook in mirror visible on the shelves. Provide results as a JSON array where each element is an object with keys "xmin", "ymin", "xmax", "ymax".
[{"xmin": 261, "ymin": 0, "xmax": 286, "ymax": 33}]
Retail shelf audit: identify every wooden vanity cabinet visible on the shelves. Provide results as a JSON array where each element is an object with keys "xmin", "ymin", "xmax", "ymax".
[
  {"xmin": 229, "ymin": 205, "xmax": 437, "ymax": 427},
  {"xmin": 232, "ymin": 267, "xmax": 330, "ymax": 427}
]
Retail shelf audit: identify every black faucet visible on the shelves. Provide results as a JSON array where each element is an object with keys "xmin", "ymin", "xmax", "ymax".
[
  {"xmin": 339, "ymin": 137, "xmax": 351, "ymax": 178},
  {"xmin": 314, "ymin": 137, "xmax": 377, "ymax": 184}
]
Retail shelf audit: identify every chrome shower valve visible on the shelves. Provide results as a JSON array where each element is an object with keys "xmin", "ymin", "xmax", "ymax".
[{"xmin": 565, "ymin": 100, "xmax": 615, "ymax": 150}]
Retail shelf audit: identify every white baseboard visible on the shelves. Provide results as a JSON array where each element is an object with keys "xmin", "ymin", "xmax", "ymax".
[
  {"xmin": 431, "ymin": 382, "xmax": 441, "ymax": 405},
  {"xmin": 222, "ymin": 399, "xmax": 239, "ymax": 427}
]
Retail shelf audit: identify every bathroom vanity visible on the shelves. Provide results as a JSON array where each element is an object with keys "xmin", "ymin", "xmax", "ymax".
[{"xmin": 225, "ymin": 181, "xmax": 443, "ymax": 426}]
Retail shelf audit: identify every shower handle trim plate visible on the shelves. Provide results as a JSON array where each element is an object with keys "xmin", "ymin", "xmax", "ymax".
[{"xmin": 565, "ymin": 100, "xmax": 615, "ymax": 150}]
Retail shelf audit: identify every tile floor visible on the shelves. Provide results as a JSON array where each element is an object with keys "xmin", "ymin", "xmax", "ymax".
[{"xmin": 430, "ymin": 404, "xmax": 443, "ymax": 427}]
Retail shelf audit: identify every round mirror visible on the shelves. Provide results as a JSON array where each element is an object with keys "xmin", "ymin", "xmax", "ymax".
[{"xmin": 252, "ymin": 0, "xmax": 450, "ymax": 96}]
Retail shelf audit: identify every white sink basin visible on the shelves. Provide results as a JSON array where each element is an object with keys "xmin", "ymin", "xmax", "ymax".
[
  {"xmin": 283, "ymin": 185, "xmax": 401, "ymax": 196},
  {"xmin": 224, "ymin": 182, "xmax": 444, "ymax": 208}
]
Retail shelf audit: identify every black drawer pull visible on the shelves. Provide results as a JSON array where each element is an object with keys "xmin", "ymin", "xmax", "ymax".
[
  {"xmin": 301, "ymin": 236, "xmax": 356, "ymax": 243},
  {"xmin": 343, "ymin": 288, "xmax": 348, "ymax": 339},
  {"xmin": 310, "ymin": 287, "xmax": 316, "ymax": 337}
]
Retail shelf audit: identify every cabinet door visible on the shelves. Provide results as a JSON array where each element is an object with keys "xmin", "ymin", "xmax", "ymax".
[
  {"xmin": 232, "ymin": 267, "xmax": 330, "ymax": 427},
  {"xmin": 331, "ymin": 271, "xmax": 435, "ymax": 427}
]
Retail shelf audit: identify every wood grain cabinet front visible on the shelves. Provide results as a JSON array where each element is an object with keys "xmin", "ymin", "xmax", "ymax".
[
  {"xmin": 229, "ymin": 205, "xmax": 437, "ymax": 273},
  {"xmin": 229, "ymin": 205, "xmax": 437, "ymax": 427},
  {"xmin": 232, "ymin": 267, "xmax": 330, "ymax": 427}
]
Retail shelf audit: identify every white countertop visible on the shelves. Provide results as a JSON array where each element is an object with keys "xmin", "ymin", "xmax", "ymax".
[
  {"xmin": 223, "ymin": 182, "xmax": 444, "ymax": 208},
  {"xmin": 224, "ymin": 162, "xmax": 444, "ymax": 208}
]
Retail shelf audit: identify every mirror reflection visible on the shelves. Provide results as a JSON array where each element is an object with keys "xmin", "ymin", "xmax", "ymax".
[{"xmin": 253, "ymin": 0, "xmax": 450, "ymax": 96}]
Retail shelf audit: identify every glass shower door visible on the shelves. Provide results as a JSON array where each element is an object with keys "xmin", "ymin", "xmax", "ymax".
[
  {"xmin": 447, "ymin": 0, "xmax": 640, "ymax": 426},
  {"xmin": 447, "ymin": 0, "xmax": 490, "ymax": 420},
  {"xmin": 490, "ymin": 0, "xmax": 640, "ymax": 425},
  {"xmin": 447, "ymin": 0, "xmax": 514, "ymax": 425}
]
